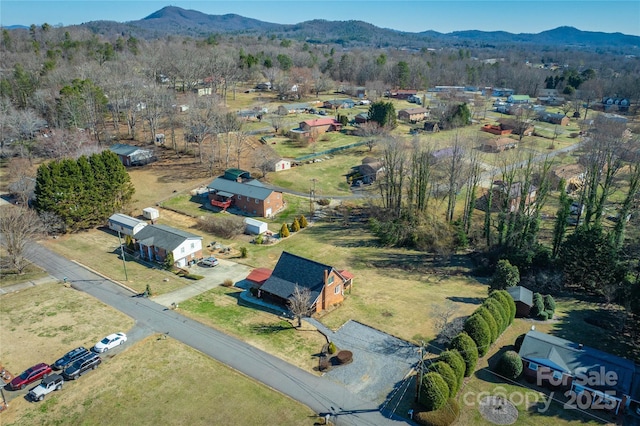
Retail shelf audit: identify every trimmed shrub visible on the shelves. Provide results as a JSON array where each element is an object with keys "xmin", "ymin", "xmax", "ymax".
[
  {"xmin": 298, "ymin": 215, "xmax": 308, "ymax": 228},
  {"xmin": 538, "ymin": 311, "xmax": 549, "ymax": 321},
  {"xmin": 336, "ymin": 350, "xmax": 353, "ymax": 364},
  {"xmin": 491, "ymin": 290, "xmax": 516, "ymax": 324},
  {"xmin": 496, "ymin": 350, "xmax": 523, "ymax": 379},
  {"xmin": 437, "ymin": 350, "xmax": 465, "ymax": 389},
  {"xmin": 427, "ymin": 361, "xmax": 458, "ymax": 397},
  {"xmin": 280, "ymin": 223, "xmax": 290, "ymax": 238},
  {"xmin": 543, "ymin": 294, "xmax": 556, "ymax": 314},
  {"xmin": 239, "ymin": 246, "xmax": 248, "ymax": 258},
  {"xmin": 475, "ymin": 307, "xmax": 498, "ymax": 344},
  {"xmin": 414, "ymin": 398, "xmax": 460, "ymax": 426},
  {"xmin": 463, "ymin": 314, "xmax": 491, "ymax": 357},
  {"xmin": 514, "ymin": 333, "xmax": 526, "ymax": 352},
  {"xmin": 222, "ymin": 279, "xmax": 234, "ymax": 287},
  {"xmin": 546, "ymin": 310, "xmax": 554, "ymax": 319},
  {"xmin": 449, "ymin": 333, "xmax": 478, "ymax": 377},
  {"xmin": 530, "ymin": 292, "xmax": 545, "ymax": 318},
  {"xmin": 327, "ymin": 342, "xmax": 337, "ymax": 354},
  {"xmin": 484, "ymin": 297, "xmax": 508, "ymax": 334},
  {"xmin": 291, "ymin": 218, "xmax": 300, "ymax": 232},
  {"xmin": 419, "ymin": 372, "xmax": 449, "ymax": 412}
]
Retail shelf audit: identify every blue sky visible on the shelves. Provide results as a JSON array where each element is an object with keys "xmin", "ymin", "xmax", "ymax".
[{"xmin": 1, "ymin": 1, "xmax": 639, "ymax": 36}]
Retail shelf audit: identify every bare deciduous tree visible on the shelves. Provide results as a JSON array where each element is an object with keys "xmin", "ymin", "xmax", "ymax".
[
  {"xmin": 430, "ymin": 301, "xmax": 461, "ymax": 345},
  {"xmin": 288, "ymin": 284, "xmax": 312, "ymax": 327},
  {"xmin": 0, "ymin": 207, "xmax": 44, "ymax": 274}
]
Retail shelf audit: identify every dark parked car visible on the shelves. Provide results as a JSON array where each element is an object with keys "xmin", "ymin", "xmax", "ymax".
[
  {"xmin": 9, "ymin": 363, "xmax": 53, "ymax": 390},
  {"xmin": 62, "ymin": 353, "xmax": 101, "ymax": 380},
  {"xmin": 52, "ymin": 347, "xmax": 89, "ymax": 370}
]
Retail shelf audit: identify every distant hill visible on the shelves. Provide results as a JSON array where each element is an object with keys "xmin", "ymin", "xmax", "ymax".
[{"xmin": 41, "ymin": 6, "xmax": 639, "ymax": 52}]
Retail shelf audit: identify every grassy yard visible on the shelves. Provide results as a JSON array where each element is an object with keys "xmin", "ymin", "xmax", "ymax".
[
  {"xmin": 179, "ymin": 286, "xmax": 327, "ymax": 372},
  {"xmin": 2, "ymin": 335, "xmax": 316, "ymax": 426},
  {"xmin": 0, "ymin": 283, "xmax": 134, "ymax": 374},
  {"xmin": 0, "ymin": 259, "xmax": 49, "ymax": 287},
  {"xmin": 40, "ymin": 230, "xmax": 187, "ymax": 295}
]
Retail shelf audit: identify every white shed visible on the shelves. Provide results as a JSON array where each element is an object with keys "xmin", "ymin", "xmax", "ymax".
[
  {"xmin": 108, "ymin": 213, "xmax": 147, "ymax": 237},
  {"xmin": 244, "ymin": 218, "xmax": 268, "ymax": 235},
  {"xmin": 143, "ymin": 207, "xmax": 160, "ymax": 221},
  {"xmin": 274, "ymin": 158, "xmax": 292, "ymax": 172}
]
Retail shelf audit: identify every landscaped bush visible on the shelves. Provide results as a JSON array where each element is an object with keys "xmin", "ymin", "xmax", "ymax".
[
  {"xmin": 291, "ymin": 218, "xmax": 300, "ymax": 232},
  {"xmin": 239, "ymin": 246, "xmax": 248, "ymax": 258},
  {"xmin": 419, "ymin": 372, "xmax": 449, "ymax": 411},
  {"xmin": 280, "ymin": 223, "xmax": 290, "ymax": 238},
  {"xmin": 491, "ymin": 290, "xmax": 516, "ymax": 324},
  {"xmin": 514, "ymin": 333, "xmax": 526, "ymax": 352},
  {"xmin": 475, "ymin": 307, "xmax": 498, "ymax": 344},
  {"xmin": 483, "ymin": 297, "xmax": 508, "ymax": 333},
  {"xmin": 317, "ymin": 198, "xmax": 331, "ymax": 206},
  {"xmin": 222, "ymin": 279, "xmax": 234, "ymax": 287},
  {"xmin": 298, "ymin": 215, "xmax": 308, "ymax": 228},
  {"xmin": 427, "ymin": 361, "xmax": 458, "ymax": 397},
  {"xmin": 449, "ymin": 333, "xmax": 478, "ymax": 377},
  {"xmin": 327, "ymin": 342, "xmax": 337, "ymax": 354},
  {"xmin": 463, "ymin": 314, "xmax": 491, "ymax": 357},
  {"xmin": 543, "ymin": 294, "xmax": 556, "ymax": 318},
  {"xmin": 414, "ymin": 398, "xmax": 460, "ymax": 426},
  {"xmin": 336, "ymin": 350, "xmax": 353, "ymax": 365},
  {"xmin": 496, "ymin": 350, "xmax": 523, "ymax": 379},
  {"xmin": 530, "ymin": 292, "xmax": 545, "ymax": 318},
  {"xmin": 538, "ymin": 311, "xmax": 549, "ymax": 320},
  {"xmin": 437, "ymin": 350, "xmax": 465, "ymax": 389},
  {"xmin": 181, "ymin": 273, "xmax": 204, "ymax": 280}
]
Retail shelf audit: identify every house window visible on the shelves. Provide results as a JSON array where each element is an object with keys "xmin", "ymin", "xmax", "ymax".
[
  {"xmin": 528, "ymin": 362, "xmax": 538, "ymax": 371},
  {"xmin": 247, "ymin": 197, "xmax": 251, "ymax": 202},
  {"xmin": 181, "ymin": 247, "xmax": 185, "ymax": 253},
  {"xmin": 155, "ymin": 247, "xmax": 159, "ymax": 253},
  {"xmin": 237, "ymin": 195, "xmax": 242, "ymax": 200},
  {"xmin": 190, "ymin": 243, "xmax": 194, "ymax": 249},
  {"xmin": 328, "ymin": 275, "xmax": 334, "ymax": 285},
  {"xmin": 255, "ymin": 199, "xmax": 259, "ymax": 204},
  {"xmin": 334, "ymin": 285, "xmax": 341, "ymax": 295}
]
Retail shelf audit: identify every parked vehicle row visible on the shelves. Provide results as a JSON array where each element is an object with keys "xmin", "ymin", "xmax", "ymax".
[{"xmin": 8, "ymin": 332, "xmax": 127, "ymax": 400}]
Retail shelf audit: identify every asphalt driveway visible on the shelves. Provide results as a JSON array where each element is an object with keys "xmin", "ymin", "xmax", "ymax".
[
  {"xmin": 307, "ymin": 319, "xmax": 417, "ymax": 403},
  {"xmin": 152, "ymin": 258, "xmax": 252, "ymax": 307}
]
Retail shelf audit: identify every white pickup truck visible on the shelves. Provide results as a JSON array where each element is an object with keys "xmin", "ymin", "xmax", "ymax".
[{"xmin": 28, "ymin": 374, "xmax": 63, "ymax": 401}]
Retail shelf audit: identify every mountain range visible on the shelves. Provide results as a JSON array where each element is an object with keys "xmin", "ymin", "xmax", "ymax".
[{"xmin": 29, "ymin": 6, "xmax": 640, "ymax": 52}]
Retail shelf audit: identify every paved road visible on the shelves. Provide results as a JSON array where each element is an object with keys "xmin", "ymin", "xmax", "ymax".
[{"xmin": 25, "ymin": 243, "xmax": 407, "ymax": 425}]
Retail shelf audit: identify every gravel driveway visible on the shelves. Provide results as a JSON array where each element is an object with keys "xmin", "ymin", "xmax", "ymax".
[{"xmin": 307, "ymin": 319, "xmax": 417, "ymax": 403}]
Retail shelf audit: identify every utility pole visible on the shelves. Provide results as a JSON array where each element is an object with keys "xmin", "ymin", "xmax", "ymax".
[
  {"xmin": 415, "ymin": 341, "xmax": 426, "ymax": 402},
  {"xmin": 117, "ymin": 231, "xmax": 129, "ymax": 281},
  {"xmin": 309, "ymin": 178, "xmax": 317, "ymax": 217}
]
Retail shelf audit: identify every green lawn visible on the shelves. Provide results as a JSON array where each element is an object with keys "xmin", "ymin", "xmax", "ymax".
[{"xmin": 0, "ymin": 260, "xmax": 49, "ymax": 287}]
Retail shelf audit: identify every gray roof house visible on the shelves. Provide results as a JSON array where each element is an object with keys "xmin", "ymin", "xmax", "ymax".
[
  {"xmin": 107, "ymin": 213, "xmax": 148, "ymax": 237},
  {"xmin": 134, "ymin": 224, "xmax": 203, "ymax": 268},
  {"xmin": 519, "ymin": 330, "xmax": 639, "ymax": 415},
  {"xmin": 257, "ymin": 251, "xmax": 353, "ymax": 314},
  {"xmin": 206, "ymin": 177, "xmax": 284, "ymax": 218},
  {"xmin": 109, "ymin": 144, "xmax": 156, "ymax": 167},
  {"xmin": 506, "ymin": 285, "xmax": 534, "ymax": 317},
  {"xmin": 207, "ymin": 178, "xmax": 274, "ymax": 202}
]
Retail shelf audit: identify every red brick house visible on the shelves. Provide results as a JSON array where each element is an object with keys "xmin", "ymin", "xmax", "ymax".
[
  {"xmin": 207, "ymin": 177, "xmax": 284, "ymax": 218},
  {"xmin": 256, "ymin": 251, "xmax": 354, "ymax": 314}
]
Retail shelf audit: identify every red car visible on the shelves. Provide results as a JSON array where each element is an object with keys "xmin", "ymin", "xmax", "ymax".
[{"xmin": 9, "ymin": 363, "xmax": 53, "ymax": 390}]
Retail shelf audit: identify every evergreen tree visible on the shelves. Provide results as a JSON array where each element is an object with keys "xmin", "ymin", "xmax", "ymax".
[
  {"xmin": 298, "ymin": 215, "xmax": 308, "ymax": 228},
  {"xmin": 280, "ymin": 223, "xmax": 290, "ymax": 237},
  {"xmin": 552, "ymin": 180, "xmax": 571, "ymax": 258},
  {"xmin": 291, "ymin": 218, "xmax": 300, "ymax": 232},
  {"xmin": 368, "ymin": 101, "xmax": 397, "ymax": 129},
  {"xmin": 489, "ymin": 259, "xmax": 520, "ymax": 291}
]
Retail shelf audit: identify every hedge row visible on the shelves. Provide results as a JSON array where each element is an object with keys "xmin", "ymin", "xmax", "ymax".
[{"xmin": 419, "ymin": 291, "xmax": 517, "ymax": 416}]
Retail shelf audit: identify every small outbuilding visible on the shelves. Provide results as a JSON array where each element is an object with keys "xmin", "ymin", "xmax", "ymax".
[
  {"xmin": 143, "ymin": 207, "xmax": 160, "ymax": 223},
  {"xmin": 108, "ymin": 213, "xmax": 148, "ymax": 237},
  {"xmin": 507, "ymin": 285, "xmax": 534, "ymax": 317},
  {"xmin": 244, "ymin": 218, "xmax": 268, "ymax": 235}
]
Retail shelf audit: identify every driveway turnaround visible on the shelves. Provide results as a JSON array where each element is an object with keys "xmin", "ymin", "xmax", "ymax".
[{"xmin": 26, "ymin": 243, "xmax": 408, "ymax": 425}]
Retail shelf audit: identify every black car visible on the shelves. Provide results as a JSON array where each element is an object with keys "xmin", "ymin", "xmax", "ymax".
[
  {"xmin": 62, "ymin": 352, "xmax": 101, "ymax": 380},
  {"xmin": 53, "ymin": 347, "xmax": 89, "ymax": 370}
]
